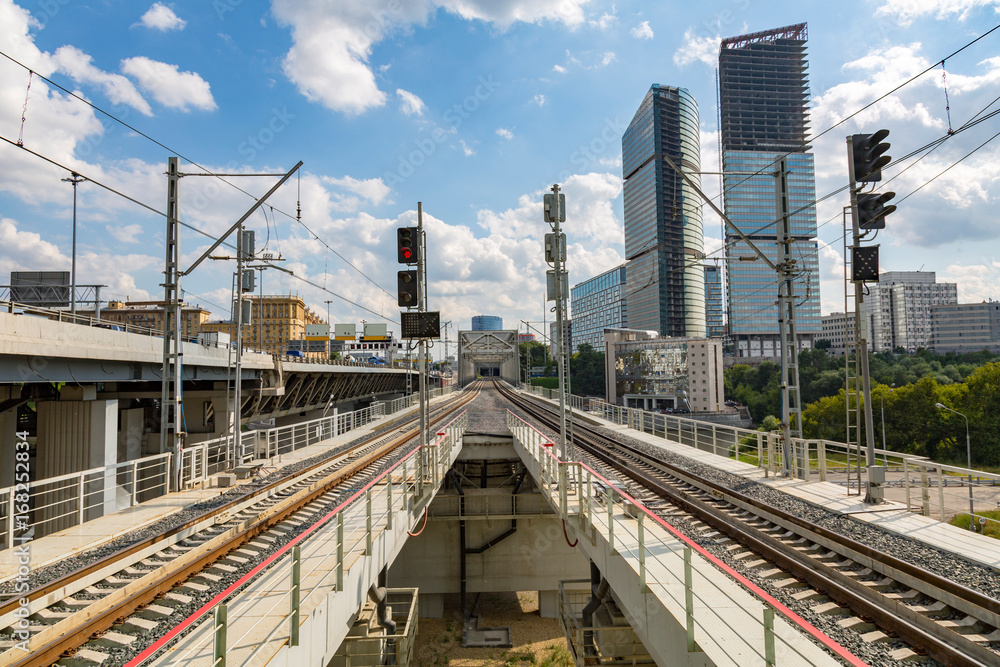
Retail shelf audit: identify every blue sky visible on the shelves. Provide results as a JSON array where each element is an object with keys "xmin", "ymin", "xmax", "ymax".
[{"xmin": 1, "ymin": 0, "xmax": 999, "ymax": 356}]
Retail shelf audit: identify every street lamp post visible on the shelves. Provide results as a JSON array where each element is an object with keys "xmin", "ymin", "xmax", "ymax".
[
  {"xmin": 936, "ymin": 402, "xmax": 974, "ymax": 526},
  {"xmin": 61, "ymin": 172, "xmax": 85, "ymax": 315}
]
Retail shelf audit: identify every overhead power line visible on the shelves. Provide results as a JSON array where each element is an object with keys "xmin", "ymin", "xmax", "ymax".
[
  {"xmin": 0, "ymin": 48, "xmax": 395, "ymax": 299},
  {"xmin": 0, "ymin": 133, "xmax": 397, "ymax": 324}
]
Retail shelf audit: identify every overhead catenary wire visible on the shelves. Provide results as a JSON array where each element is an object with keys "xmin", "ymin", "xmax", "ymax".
[
  {"xmin": 709, "ymin": 23, "xmax": 1000, "ymax": 208},
  {"xmin": 0, "ymin": 48, "xmax": 395, "ymax": 299},
  {"xmin": 0, "ymin": 132, "xmax": 398, "ymax": 324},
  {"xmin": 3, "ymin": 27, "xmax": 999, "ymax": 326}
]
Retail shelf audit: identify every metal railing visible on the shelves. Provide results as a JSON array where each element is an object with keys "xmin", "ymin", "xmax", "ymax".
[
  {"xmin": 557, "ymin": 583, "xmax": 655, "ymax": 667},
  {"xmin": 0, "ymin": 391, "xmax": 457, "ymax": 552},
  {"xmin": 1, "ymin": 452, "xmax": 176, "ymax": 550},
  {"xmin": 141, "ymin": 410, "xmax": 468, "ymax": 666},
  {"xmin": 507, "ymin": 410, "xmax": 865, "ymax": 667},
  {"xmin": 2, "ymin": 299, "xmax": 428, "ymax": 370},
  {"xmin": 521, "ymin": 384, "xmax": 1000, "ymax": 528},
  {"xmin": 328, "ymin": 588, "xmax": 419, "ymax": 667}
]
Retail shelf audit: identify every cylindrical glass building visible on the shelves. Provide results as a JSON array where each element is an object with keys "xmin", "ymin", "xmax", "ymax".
[{"xmin": 622, "ymin": 84, "xmax": 705, "ymax": 338}]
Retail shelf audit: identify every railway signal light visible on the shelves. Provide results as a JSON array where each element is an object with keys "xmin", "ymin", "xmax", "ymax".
[
  {"xmin": 851, "ymin": 130, "xmax": 891, "ymax": 183},
  {"xmin": 857, "ymin": 191, "xmax": 897, "ymax": 229},
  {"xmin": 397, "ymin": 227, "xmax": 419, "ymax": 264},
  {"xmin": 397, "ymin": 269, "xmax": 418, "ymax": 307}
]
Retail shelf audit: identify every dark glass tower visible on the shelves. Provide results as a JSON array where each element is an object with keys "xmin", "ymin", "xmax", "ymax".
[
  {"xmin": 622, "ymin": 85, "xmax": 705, "ymax": 338},
  {"xmin": 719, "ymin": 24, "xmax": 822, "ymax": 357}
]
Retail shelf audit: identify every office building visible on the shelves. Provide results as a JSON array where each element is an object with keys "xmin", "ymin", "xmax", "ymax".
[
  {"xmin": 930, "ymin": 301, "xmax": 1000, "ymax": 354},
  {"xmin": 719, "ymin": 23, "xmax": 822, "ymax": 357},
  {"xmin": 868, "ymin": 272, "xmax": 957, "ymax": 352},
  {"xmin": 704, "ymin": 265, "xmax": 724, "ymax": 338},
  {"xmin": 471, "ymin": 315, "xmax": 503, "ymax": 331},
  {"xmin": 570, "ymin": 264, "xmax": 627, "ymax": 352},
  {"xmin": 820, "ymin": 312, "xmax": 857, "ymax": 356},
  {"xmin": 79, "ymin": 300, "xmax": 210, "ymax": 340},
  {"xmin": 622, "ymin": 84, "xmax": 706, "ymax": 338},
  {"xmin": 198, "ymin": 294, "xmax": 325, "ymax": 357},
  {"xmin": 604, "ymin": 329, "xmax": 724, "ymax": 411}
]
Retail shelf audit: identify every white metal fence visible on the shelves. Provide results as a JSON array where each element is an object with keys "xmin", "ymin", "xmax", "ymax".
[
  {"xmin": 0, "ymin": 387, "xmax": 454, "ymax": 551},
  {"xmin": 521, "ymin": 384, "xmax": 1000, "ymax": 529},
  {"xmin": 508, "ymin": 410, "xmax": 863, "ymax": 667},
  {"xmin": 146, "ymin": 410, "xmax": 468, "ymax": 666}
]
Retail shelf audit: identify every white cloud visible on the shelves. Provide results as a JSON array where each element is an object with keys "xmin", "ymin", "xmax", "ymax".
[
  {"xmin": 673, "ymin": 29, "xmax": 719, "ymax": 67},
  {"xmin": 396, "ymin": 88, "xmax": 426, "ymax": 116},
  {"xmin": 630, "ymin": 20, "xmax": 653, "ymax": 40},
  {"xmin": 564, "ymin": 49, "xmax": 617, "ymax": 70},
  {"xmin": 271, "ymin": 0, "xmax": 591, "ymax": 115},
  {"xmin": 324, "ymin": 174, "xmax": 391, "ymax": 203},
  {"xmin": 875, "ymin": 0, "xmax": 1000, "ymax": 26},
  {"xmin": 496, "ymin": 127, "xmax": 514, "ymax": 140},
  {"xmin": 107, "ymin": 223, "xmax": 144, "ymax": 243},
  {"xmin": 121, "ymin": 57, "xmax": 217, "ymax": 111},
  {"xmin": 552, "ymin": 64, "xmax": 567, "ymax": 73},
  {"xmin": 436, "ymin": 0, "xmax": 591, "ymax": 28},
  {"xmin": 50, "ymin": 46, "xmax": 153, "ymax": 116},
  {"xmin": 460, "ymin": 139, "xmax": 476, "ymax": 156},
  {"xmin": 940, "ymin": 262, "xmax": 1000, "ymax": 302},
  {"xmin": 533, "ymin": 93, "xmax": 546, "ymax": 106},
  {"xmin": 589, "ymin": 11, "xmax": 617, "ymax": 30},
  {"xmin": 0, "ymin": 217, "xmax": 156, "ymax": 301},
  {"xmin": 137, "ymin": 3, "xmax": 186, "ymax": 31},
  {"xmin": 810, "ymin": 44, "xmax": 944, "ymax": 134}
]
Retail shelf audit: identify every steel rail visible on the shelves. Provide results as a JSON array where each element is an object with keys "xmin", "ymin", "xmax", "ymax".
[
  {"xmin": 0, "ymin": 396, "xmax": 456, "ymax": 620},
  {"xmin": 0, "ymin": 383, "xmax": 479, "ymax": 667},
  {"xmin": 500, "ymin": 382, "xmax": 999, "ymax": 667}
]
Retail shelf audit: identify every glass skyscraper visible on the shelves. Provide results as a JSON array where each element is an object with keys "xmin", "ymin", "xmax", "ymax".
[
  {"xmin": 622, "ymin": 85, "xmax": 706, "ymax": 338},
  {"xmin": 471, "ymin": 315, "xmax": 503, "ymax": 331},
  {"xmin": 704, "ymin": 264, "xmax": 724, "ymax": 338},
  {"xmin": 570, "ymin": 264, "xmax": 627, "ymax": 352},
  {"xmin": 719, "ymin": 24, "xmax": 822, "ymax": 357}
]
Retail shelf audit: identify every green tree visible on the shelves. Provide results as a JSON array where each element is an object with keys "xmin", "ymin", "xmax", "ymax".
[{"xmin": 570, "ymin": 343, "xmax": 605, "ymax": 397}]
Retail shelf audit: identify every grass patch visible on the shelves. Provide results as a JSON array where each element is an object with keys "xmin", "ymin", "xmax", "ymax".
[
  {"xmin": 949, "ymin": 509, "xmax": 1000, "ymax": 539},
  {"xmin": 536, "ymin": 645, "xmax": 573, "ymax": 667}
]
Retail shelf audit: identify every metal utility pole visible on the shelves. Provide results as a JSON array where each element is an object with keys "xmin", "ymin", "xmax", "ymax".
[
  {"xmin": 843, "ymin": 206, "xmax": 862, "ymax": 495},
  {"xmin": 775, "ymin": 160, "xmax": 803, "ymax": 475},
  {"xmin": 848, "ymin": 138, "xmax": 878, "ymax": 502},
  {"xmin": 846, "ymin": 130, "xmax": 896, "ymax": 504},
  {"xmin": 417, "ymin": 203, "xmax": 428, "ymax": 451},
  {"xmin": 160, "ymin": 158, "xmax": 183, "ymax": 488},
  {"xmin": 160, "ymin": 158, "xmax": 302, "ymax": 484},
  {"xmin": 234, "ymin": 226, "xmax": 247, "ymax": 466},
  {"xmin": 61, "ymin": 172, "xmax": 85, "ymax": 316},
  {"xmin": 662, "ymin": 153, "xmax": 797, "ymax": 476},
  {"xmin": 544, "ymin": 184, "xmax": 572, "ymax": 461}
]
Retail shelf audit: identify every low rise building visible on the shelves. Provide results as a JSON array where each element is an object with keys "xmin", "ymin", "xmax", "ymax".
[
  {"xmin": 930, "ymin": 301, "xmax": 1000, "ymax": 354},
  {"xmin": 604, "ymin": 328, "xmax": 724, "ymax": 412},
  {"xmin": 198, "ymin": 294, "xmax": 325, "ymax": 358},
  {"xmin": 80, "ymin": 300, "xmax": 210, "ymax": 339},
  {"xmin": 820, "ymin": 312, "xmax": 857, "ymax": 356},
  {"xmin": 869, "ymin": 271, "xmax": 957, "ymax": 353}
]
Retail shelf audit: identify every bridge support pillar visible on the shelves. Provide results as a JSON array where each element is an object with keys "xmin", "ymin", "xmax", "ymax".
[
  {"xmin": 538, "ymin": 590, "xmax": 560, "ymax": 619},
  {"xmin": 419, "ymin": 592, "xmax": 445, "ymax": 618},
  {"xmin": 37, "ymin": 394, "xmax": 119, "ymax": 528},
  {"xmin": 0, "ymin": 403, "xmax": 16, "ymax": 488}
]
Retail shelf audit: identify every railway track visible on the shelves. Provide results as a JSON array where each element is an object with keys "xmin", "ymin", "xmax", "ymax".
[
  {"xmin": 497, "ymin": 380, "xmax": 1000, "ymax": 667},
  {"xmin": 0, "ymin": 382, "xmax": 481, "ymax": 667}
]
